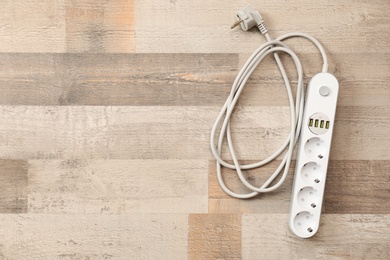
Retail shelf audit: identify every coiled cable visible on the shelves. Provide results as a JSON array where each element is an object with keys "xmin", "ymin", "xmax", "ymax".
[{"xmin": 210, "ymin": 27, "xmax": 328, "ymax": 199}]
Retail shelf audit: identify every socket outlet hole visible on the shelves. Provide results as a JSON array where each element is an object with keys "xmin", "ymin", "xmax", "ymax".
[
  {"xmin": 301, "ymin": 162, "xmax": 322, "ymax": 184},
  {"xmin": 297, "ymin": 187, "xmax": 319, "ymax": 209},
  {"xmin": 293, "ymin": 211, "xmax": 317, "ymax": 236},
  {"xmin": 304, "ymin": 137, "xmax": 327, "ymax": 160}
]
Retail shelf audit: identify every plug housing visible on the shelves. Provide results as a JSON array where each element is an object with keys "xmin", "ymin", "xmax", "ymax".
[{"xmin": 233, "ymin": 7, "xmax": 268, "ymax": 34}]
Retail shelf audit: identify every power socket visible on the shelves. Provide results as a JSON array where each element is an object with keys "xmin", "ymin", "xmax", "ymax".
[{"xmin": 289, "ymin": 72, "xmax": 339, "ymax": 238}]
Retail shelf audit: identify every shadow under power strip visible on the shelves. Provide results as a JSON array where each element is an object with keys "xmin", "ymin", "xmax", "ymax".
[{"xmin": 210, "ymin": 7, "xmax": 339, "ymax": 238}]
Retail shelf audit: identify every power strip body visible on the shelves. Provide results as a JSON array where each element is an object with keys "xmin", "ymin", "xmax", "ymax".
[{"xmin": 289, "ymin": 72, "xmax": 339, "ymax": 238}]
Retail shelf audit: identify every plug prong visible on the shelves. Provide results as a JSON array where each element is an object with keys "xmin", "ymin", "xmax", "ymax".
[{"xmin": 231, "ymin": 19, "xmax": 243, "ymax": 29}]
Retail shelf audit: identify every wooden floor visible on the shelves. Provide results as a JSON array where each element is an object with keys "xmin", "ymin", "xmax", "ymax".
[{"xmin": 0, "ymin": 0, "xmax": 389, "ymax": 259}]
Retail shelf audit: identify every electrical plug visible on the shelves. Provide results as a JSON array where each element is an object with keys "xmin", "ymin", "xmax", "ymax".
[{"xmin": 231, "ymin": 7, "xmax": 268, "ymax": 34}]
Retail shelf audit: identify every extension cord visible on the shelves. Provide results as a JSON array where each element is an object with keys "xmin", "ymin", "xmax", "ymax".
[
  {"xmin": 210, "ymin": 7, "xmax": 339, "ymax": 238},
  {"xmin": 289, "ymin": 73, "xmax": 338, "ymax": 238}
]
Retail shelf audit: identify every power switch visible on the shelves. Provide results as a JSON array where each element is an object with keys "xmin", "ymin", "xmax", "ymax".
[{"xmin": 319, "ymin": 86, "xmax": 330, "ymax": 96}]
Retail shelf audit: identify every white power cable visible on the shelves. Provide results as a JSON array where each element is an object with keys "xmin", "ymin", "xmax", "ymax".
[{"xmin": 210, "ymin": 8, "xmax": 328, "ymax": 199}]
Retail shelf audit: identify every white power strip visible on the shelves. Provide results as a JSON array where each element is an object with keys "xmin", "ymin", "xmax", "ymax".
[
  {"xmin": 289, "ymin": 73, "xmax": 339, "ymax": 238},
  {"xmin": 210, "ymin": 7, "xmax": 339, "ymax": 238}
]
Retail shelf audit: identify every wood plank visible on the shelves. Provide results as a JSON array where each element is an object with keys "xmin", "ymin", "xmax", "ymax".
[
  {"xmin": 209, "ymin": 160, "xmax": 390, "ymax": 214},
  {"xmin": 0, "ymin": 0, "xmax": 134, "ymax": 53},
  {"xmin": 0, "ymin": 53, "xmax": 388, "ymax": 107},
  {"xmin": 0, "ymin": 0, "xmax": 66, "ymax": 52},
  {"xmin": 0, "ymin": 214, "xmax": 188, "ymax": 259},
  {"xmin": 0, "ymin": 106, "xmax": 388, "ymax": 160},
  {"xmin": 189, "ymin": 214, "xmax": 241, "ymax": 260},
  {"xmin": 28, "ymin": 159, "xmax": 208, "ymax": 214},
  {"xmin": 242, "ymin": 214, "xmax": 390, "ymax": 259},
  {"xmin": 65, "ymin": 0, "xmax": 135, "ymax": 53},
  {"xmin": 325, "ymin": 160, "xmax": 390, "ymax": 214},
  {"xmin": 0, "ymin": 53, "xmax": 237, "ymax": 106},
  {"xmin": 0, "ymin": 106, "xmax": 288, "ymax": 160},
  {"xmin": 0, "ymin": 0, "xmax": 388, "ymax": 259},
  {"xmin": 135, "ymin": 0, "xmax": 390, "ymax": 53},
  {"xmin": 0, "ymin": 160, "xmax": 28, "ymax": 213}
]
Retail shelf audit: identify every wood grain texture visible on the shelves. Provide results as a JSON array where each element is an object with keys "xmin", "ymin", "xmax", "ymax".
[
  {"xmin": 189, "ymin": 214, "xmax": 241, "ymax": 260},
  {"xmin": 0, "ymin": 106, "xmax": 388, "ymax": 160},
  {"xmin": 0, "ymin": 0, "xmax": 135, "ymax": 53},
  {"xmin": 0, "ymin": 214, "xmax": 188, "ymax": 259},
  {"xmin": 0, "ymin": 106, "xmax": 288, "ymax": 160},
  {"xmin": 135, "ymin": 0, "xmax": 390, "ymax": 53},
  {"xmin": 0, "ymin": 0, "xmax": 389, "ymax": 258},
  {"xmin": 0, "ymin": 53, "xmax": 237, "ymax": 106},
  {"xmin": 28, "ymin": 159, "xmax": 208, "ymax": 214},
  {"xmin": 1, "ymin": 53, "xmax": 389, "ymax": 107},
  {"xmin": 0, "ymin": 160, "xmax": 28, "ymax": 213},
  {"xmin": 243, "ymin": 214, "xmax": 390, "ymax": 259},
  {"xmin": 65, "ymin": 0, "xmax": 135, "ymax": 53},
  {"xmin": 325, "ymin": 160, "xmax": 390, "ymax": 214},
  {"xmin": 0, "ymin": 0, "xmax": 66, "ymax": 52}
]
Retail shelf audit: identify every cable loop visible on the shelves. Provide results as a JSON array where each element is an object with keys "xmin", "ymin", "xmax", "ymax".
[{"xmin": 210, "ymin": 32, "xmax": 328, "ymax": 199}]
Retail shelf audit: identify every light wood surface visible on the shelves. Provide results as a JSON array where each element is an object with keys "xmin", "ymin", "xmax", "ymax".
[{"xmin": 0, "ymin": 0, "xmax": 389, "ymax": 259}]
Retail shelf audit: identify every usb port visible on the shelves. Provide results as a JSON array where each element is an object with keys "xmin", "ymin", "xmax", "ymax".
[
  {"xmin": 315, "ymin": 119, "xmax": 319, "ymax": 127},
  {"xmin": 325, "ymin": 121, "xmax": 330, "ymax": 129},
  {"xmin": 309, "ymin": 119, "xmax": 313, "ymax": 127},
  {"xmin": 320, "ymin": 120, "xmax": 324, "ymax": 128}
]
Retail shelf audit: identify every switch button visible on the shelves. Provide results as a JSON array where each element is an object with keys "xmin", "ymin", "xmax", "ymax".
[{"xmin": 319, "ymin": 86, "xmax": 330, "ymax": 96}]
